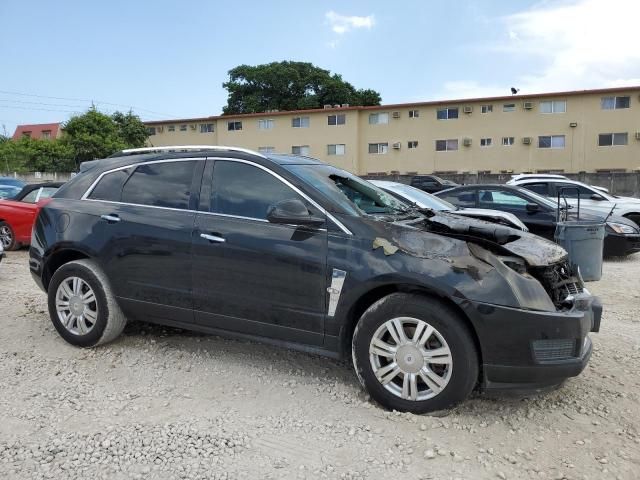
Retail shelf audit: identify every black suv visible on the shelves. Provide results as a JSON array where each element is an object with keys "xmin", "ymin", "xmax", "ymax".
[
  {"xmin": 410, "ymin": 175, "xmax": 458, "ymax": 194},
  {"xmin": 30, "ymin": 146, "xmax": 601, "ymax": 413}
]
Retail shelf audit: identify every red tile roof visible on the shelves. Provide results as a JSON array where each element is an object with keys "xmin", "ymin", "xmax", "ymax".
[{"xmin": 12, "ymin": 123, "xmax": 61, "ymax": 140}]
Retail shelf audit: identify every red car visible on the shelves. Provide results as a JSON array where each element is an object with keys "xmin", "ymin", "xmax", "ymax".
[{"xmin": 0, "ymin": 182, "xmax": 63, "ymax": 250}]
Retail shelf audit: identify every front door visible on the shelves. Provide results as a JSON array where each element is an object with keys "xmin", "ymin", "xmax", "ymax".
[{"xmin": 192, "ymin": 159, "xmax": 328, "ymax": 346}]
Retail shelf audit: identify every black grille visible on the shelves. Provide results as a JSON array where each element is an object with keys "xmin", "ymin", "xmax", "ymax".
[{"xmin": 532, "ymin": 339, "xmax": 576, "ymax": 362}]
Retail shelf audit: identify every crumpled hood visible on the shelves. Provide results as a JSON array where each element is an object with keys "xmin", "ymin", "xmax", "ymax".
[{"xmin": 389, "ymin": 211, "xmax": 568, "ymax": 267}]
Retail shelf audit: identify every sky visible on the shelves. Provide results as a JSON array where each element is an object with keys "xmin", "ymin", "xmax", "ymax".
[{"xmin": 1, "ymin": 0, "xmax": 639, "ymax": 136}]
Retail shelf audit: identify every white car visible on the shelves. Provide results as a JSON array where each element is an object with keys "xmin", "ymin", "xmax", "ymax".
[
  {"xmin": 370, "ymin": 180, "xmax": 528, "ymax": 231},
  {"xmin": 507, "ymin": 175, "xmax": 640, "ymax": 227}
]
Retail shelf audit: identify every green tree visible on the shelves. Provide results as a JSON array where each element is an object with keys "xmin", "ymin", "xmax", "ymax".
[
  {"xmin": 0, "ymin": 137, "xmax": 74, "ymax": 173},
  {"xmin": 222, "ymin": 61, "xmax": 381, "ymax": 114},
  {"xmin": 112, "ymin": 110, "xmax": 148, "ymax": 148}
]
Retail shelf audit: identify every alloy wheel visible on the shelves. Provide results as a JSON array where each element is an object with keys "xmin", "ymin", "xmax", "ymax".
[
  {"xmin": 55, "ymin": 277, "xmax": 99, "ymax": 335},
  {"xmin": 369, "ymin": 317, "xmax": 453, "ymax": 401},
  {"xmin": 0, "ymin": 225, "xmax": 12, "ymax": 248}
]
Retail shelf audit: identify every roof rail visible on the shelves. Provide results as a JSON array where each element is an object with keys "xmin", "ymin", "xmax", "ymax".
[{"xmin": 109, "ymin": 145, "xmax": 265, "ymax": 158}]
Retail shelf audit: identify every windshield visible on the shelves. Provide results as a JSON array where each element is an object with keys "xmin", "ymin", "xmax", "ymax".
[
  {"xmin": 0, "ymin": 185, "xmax": 21, "ymax": 199},
  {"xmin": 285, "ymin": 164, "xmax": 410, "ymax": 216},
  {"xmin": 0, "ymin": 178, "xmax": 26, "ymax": 188},
  {"xmin": 378, "ymin": 183, "xmax": 456, "ymax": 211}
]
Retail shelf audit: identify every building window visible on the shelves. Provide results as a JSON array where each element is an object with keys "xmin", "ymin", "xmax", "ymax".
[
  {"xmin": 327, "ymin": 144, "xmax": 346, "ymax": 155},
  {"xmin": 540, "ymin": 100, "xmax": 566, "ymax": 113},
  {"xmin": 601, "ymin": 96, "xmax": 630, "ymax": 110},
  {"xmin": 408, "ymin": 140, "xmax": 419, "ymax": 149},
  {"xmin": 291, "ymin": 145, "xmax": 310, "ymax": 155},
  {"xmin": 41, "ymin": 130, "xmax": 51, "ymax": 139},
  {"xmin": 200, "ymin": 123, "xmax": 214, "ymax": 133},
  {"xmin": 368, "ymin": 143, "xmax": 389, "ymax": 154},
  {"xmin": 258, "ymin": 146, "xmax": 275, "ymax": 154},
  {"xmin": 327, "ymin": 114, "xmax": 346, "ymax": 126},
  {"xmin": 178, "ymin": 124, "xmax": 187, "ymax": 132},
  {"xmin": 503, "ymin": 103, "xmax": 516, "ymax": 112},
  {"xmin": 598, "ymin": 132, "xmax": 628, "ymax": 146},
  {"xmin": 436, "ymin": 107, "xmax": 459, "ymax": 120},
  {"xmin": 368, "ymin": 113, "xmax": 389, "ymax": 124},
  {"xmin": 481, "ymin": 105, "xmax": 493, "ymax": 114},
  {"xmin": 291, "ymin": 116, "xmax": 310, "ymax": 128},
  {"xmin": 168, "ymin": 125, "xmax": 175, "ymax": 132},
  {"xmin": 480, "ymin": 138, "xmax": 492, "ymax": 147},
  {"xmin": 147, "ymin": 127, "xmax": 156, "ymax": 135},
  {"xmin": 435, "ymin": 139, "xmax": 458, "ymax": 151},
  {"xmin": 227, "ymin": 121, "xmax": 242, "ymax": 131},
  {"xmin": 502, "ymin": 136, "xmax": 515, "ymax": 146},
  {"xmin": 538, "ymin": 135, "xmax": 565, "ymax": 149},
  {"xmin": 409, "ymin": 110, "xmax": 419, "ymax": 118},
  {"xmin": 258, "ymin": 119, "xmax": 274, "ymax": 130}
]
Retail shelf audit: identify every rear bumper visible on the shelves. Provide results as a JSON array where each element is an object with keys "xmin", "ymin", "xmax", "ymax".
[
  {"xmin": 604, "ymin": 233, "xmax": 640, "ymax": 257},
  {"xmin": 458, "ymin": 295, "xmax": 601, "ymax": 392}
]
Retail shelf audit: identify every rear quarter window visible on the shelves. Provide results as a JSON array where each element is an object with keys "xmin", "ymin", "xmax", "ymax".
[{"xmin": 88, "ymin": 168, "xmax": 132, "ymax": 202}]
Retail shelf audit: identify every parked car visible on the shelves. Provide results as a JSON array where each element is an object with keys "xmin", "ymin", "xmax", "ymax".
[
  {"xmin": 436, "ymin": 184, "xmax": 640, "ymax": 256},
  {"xmin": 30, "ymin": 146, "xmax": 601, "ymax": 413},
  {"xmin": 410, "ymin": 175, "xmax": 459, "ymax": 193},
  {"xmin": 0, "ymin": 182, "xmax": 63, "ymax": 250},
  {"xmin": 0, "ymin": 177, "xmax": 26, "ymax": 199},
  {"xmin": 370, "ymin": 180, "xmax": 528, "ymax": 231},
  {"xmin": 508, "ymin": 175, "xmax": 640, "ymax": 227}
]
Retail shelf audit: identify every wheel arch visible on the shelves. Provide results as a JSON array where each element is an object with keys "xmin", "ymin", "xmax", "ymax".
[
  {"xmin": 42, "ymin": 248, "xmax": 91, "ymax": 291},
  {"xmin": 340, "ymin": 283, "xmax": 483, "ymax": 370}
]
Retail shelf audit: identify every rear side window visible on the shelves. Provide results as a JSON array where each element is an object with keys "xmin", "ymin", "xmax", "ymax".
[
  {"xmin": 438, "ymin": 190, "xmax": 475, "ymax": 208},
  {"xmin": 523, "ymin": 182, "xmax": 549, "ymax": 196},
  {"xmin": 478, "ymin": 189, "xmax": 529, "ymax": 210},
  {"xmin": 211, "ymin": 161, "xmax": 305, "ymax": 220},
  {"xmin": 89, "ymin": 168, "xmax": 131, "ymax": 202},
  {"xmin": 121, "ymin": 161, "xmax": 196, "ymax": 210}
]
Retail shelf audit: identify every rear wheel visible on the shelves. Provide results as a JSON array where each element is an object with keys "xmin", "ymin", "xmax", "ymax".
[
  {"xmin": 47, "ymin": 259, "xmax": 127, "ymax": 347},
  {"xmin": 0, "ymin": 221, "xmax": 17, "ymax": 251},
  {"xmin": 352, "ymin": 293, "xmax": 478, "ymax": 413}
]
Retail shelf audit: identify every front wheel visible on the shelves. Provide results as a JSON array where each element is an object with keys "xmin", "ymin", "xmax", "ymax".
[
  {"xmin": 352, "ymin": 293, "xmax": 479, "ymax": 413},
  {"xmin": 0, "ymin": 221, "xmax": 17, "ymax": 251}
]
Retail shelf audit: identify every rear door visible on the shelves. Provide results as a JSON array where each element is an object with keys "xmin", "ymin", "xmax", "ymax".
[
  {"xmin": 88, "ymin": 159, "xmax": 202, "ymax": 323},
  {"xmin": 192, "ymin": 158, "xmax": 328, "ymax": 346}
]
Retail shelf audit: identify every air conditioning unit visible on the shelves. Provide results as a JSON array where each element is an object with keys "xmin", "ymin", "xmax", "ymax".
[
  {"xmin": 392, "ymin": 111, "xmax": 401, "ymax": 119},
  {"xmin": 523, "ymin": 102, "xmax": 534, "ymax": 110},
  {"xmin": 635, "ymin": 132, "xmax": 640, "ymax": 140},
  {"xmin": 334, "ymin": 104, "xmax": 341, "ymax": 108},
  {"xmin": 323, "ymin": 104, "xmax": 333, "ymax": 109},
  {"xmin": 463, "ymin": 105, "xmax": 473, "ymax": 114},
  {"xmin": 341, "ymin": 103, "xmax": 349, "ymax": 108},
  {"xmin": 392, "ymin": 142, "xmax": 401, "ymax": 149},
  {"xmin": 463, "ymin": 138, "xmax": 472, "ymax": 147},
  {"xmin": 522, "ymin": 137, "xmax": 532, "ymax": 144}
]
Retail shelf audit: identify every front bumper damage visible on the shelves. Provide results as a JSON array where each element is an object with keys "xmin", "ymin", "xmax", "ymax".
[{"xmin": 458, "ymin": 292, "xmax": 602, "ymax": 391}]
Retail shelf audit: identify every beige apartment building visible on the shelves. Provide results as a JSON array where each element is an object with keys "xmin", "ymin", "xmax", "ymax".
[{"xmin": 144, "ymin": 86, "xmax": 640, "ymax": 175}]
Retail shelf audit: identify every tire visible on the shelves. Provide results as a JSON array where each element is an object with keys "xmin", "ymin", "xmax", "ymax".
[
  {"xmin": 47, "ymin": 259, "xmax": 127, "ymax": 347},
  {"xmin": 0, "ymin": 221, "xmax": 18, "ymax": 251},
  {"xmin": 352, "ymin": 293, "xmax": 478, "ymax": 414}
]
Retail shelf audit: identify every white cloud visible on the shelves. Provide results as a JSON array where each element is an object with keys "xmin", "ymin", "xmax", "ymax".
[
  {"xmin": 325, "ymin": 11, "xmax": 375, "ymax": 35},
  {"xmin": 434, "ymin": 0, "xmax": 640, "ymax": 100}
]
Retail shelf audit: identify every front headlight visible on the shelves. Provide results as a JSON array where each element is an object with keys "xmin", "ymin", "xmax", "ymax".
[{"xmin": 607, "ymin": 222, "xmax": 638, "ymax": 235}]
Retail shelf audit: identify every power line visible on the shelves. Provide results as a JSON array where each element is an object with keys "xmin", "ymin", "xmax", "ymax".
[
  {"xmin": 0, "ymin": 98, "xmax": 89, "ymax": 109},
  {"xmin": 0, "ymin": 103, "xmax": 86, "ymax": 113},
  {"xmin": 0, "ymin": 89, "xmax": 178, "ymax": 118}
]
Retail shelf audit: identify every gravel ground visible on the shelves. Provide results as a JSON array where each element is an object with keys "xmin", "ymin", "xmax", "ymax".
[{"xmin": 0, "ymin": 251, "xmax": 639, "ymax": 480}]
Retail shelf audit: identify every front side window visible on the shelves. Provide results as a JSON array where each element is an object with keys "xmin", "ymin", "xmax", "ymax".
[
  {"xmin": 227, "ymin": 121, "xmax": 242, "ymax": 131},
  {"xmin": 211, "ymin": 161, "xmax": 307, "ymax": 220},
  {"xmin": 369, "ymin": 113, "xmax": 389, "ymax": 124},
  {"xmin": 554, "ymin": 183, "xmax": 597, "ymax": 198},
  {"xmin": 200, "ymin": 123, "xmax": 214, "ymax": 133},
  {"xmin": 327, "ymin": 114, "xmax": 346, "ymax": 126},
  {"xmin": 368, "ymin": 143, "xmax": 388, "ymax": 154},
  {"xmin": 88, "ymin": 168, "xmax": 132, "ymax": 202},
  {"xmin": 436, "ymin": 107, "xmax": 459, "ymax": 120},
  {"xmin": 291, "ymin": 116, "xmax": 310, "ymax": 128},
  {"xmin": 502, "ymin": 136, "xmax": 515, "ymax": 146},
  {"xmin": 258, "ymin": 119, "xmax": 274, "ymax": 130},
  {"xmin": 538, "ymin": 135, "xmax": 565, "ymax": 149},
  {"xmin": 121, "ymin": 162, "xmax": 196, "ymax": 210},
  {"xmin": 598, "ymin": 132, "xmax": 628, "ymax": 146},
  {"xmin": 292, "ymin": 145, "xmax": 310, "ymax": 155},
  {"xmin": 601, "ymin": 96, "xmax": 630, "ymax": 110},
  {"xmin": 503, "ymin": 103, "xmax": 516, "ymax": 112},
  {"xmin": 539, "ymin": 100, "xmax": 566, "ymax": 113},
  {"xmin": 435, "ymin": 139, "xmax": 458, "ymax": 151},
  {"xmin": 327, "ymin": 144, "xmax": 345, "ymax": 155}
]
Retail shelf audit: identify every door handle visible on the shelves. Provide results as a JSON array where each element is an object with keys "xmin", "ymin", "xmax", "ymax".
[
  {"xmin": 100, "ymin": 214, "xmax": 121, "ymax": 223},
  {"xmin": 200, "ymin": 233, "xmax": 226, "ymax": 243}
]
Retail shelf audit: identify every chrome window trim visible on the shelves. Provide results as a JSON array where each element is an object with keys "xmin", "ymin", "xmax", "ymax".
[{"xmin": 80, "ymin": 156, "xmax": 352, "ymax": 235}]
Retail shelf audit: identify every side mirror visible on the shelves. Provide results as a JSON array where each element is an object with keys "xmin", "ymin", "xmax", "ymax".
[
  {"xmin": 590, "ymin": 194, "xmax": 604, "ymax": 201},
  {"xmin": 526, "ymin": 203, "xmax": 540, "ymax": 213},
  {"xmin": 266, "ymin": 199, "xmax": 325, "ymax": 227}
]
